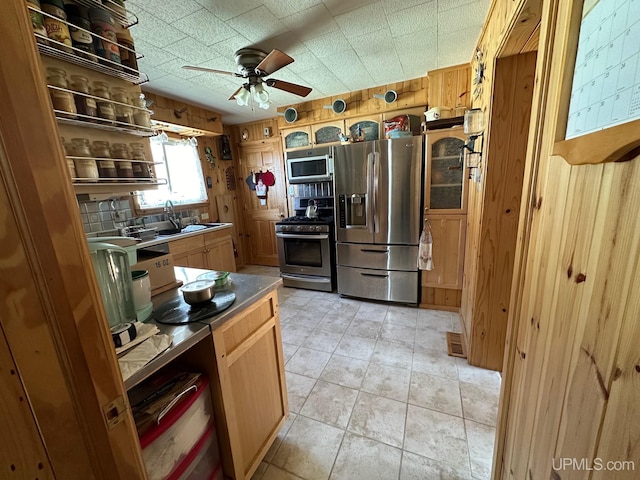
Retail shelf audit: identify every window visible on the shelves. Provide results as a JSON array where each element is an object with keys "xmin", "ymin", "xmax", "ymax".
[{"xmin": 138, "ymin": 137, "xmax": 208, "ymax": 209}]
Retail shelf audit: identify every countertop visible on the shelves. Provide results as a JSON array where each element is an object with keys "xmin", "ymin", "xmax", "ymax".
[
  {"xmin": 123, "ymin": 267, "xmax": 283, "ymax": 389},
  {"xmin": 135, "ymin": 223, "xmax": 233, "ymax": 250}
]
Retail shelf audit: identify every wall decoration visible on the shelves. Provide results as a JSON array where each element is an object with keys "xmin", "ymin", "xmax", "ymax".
[{"xmin": 473, "ymin": 48, "xmax": 486, "ymax": 99}]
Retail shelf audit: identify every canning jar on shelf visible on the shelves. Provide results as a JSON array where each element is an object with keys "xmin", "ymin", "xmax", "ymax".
[
  {"xmin": 112, "ymin": 87, "xmax": 134, "ymax": 124},
  {"xmin": 92, "ymin": 81, "xmax": 116, "ymax": 123},
  {"xmin": 46, "ymin": 67, "xmax": 77, "ymax": 118},
  {"xmin": 41, "ymin": 0, "xmax": 73, "ymax": 53},
  {"xmin": 27, "ymin": 0, "xmax": 48, "ymax": 44},
  {"xmin": 71, "ymin": 138, "xmax": 99, "ymax": 180},
  {"xmin": 61, "ymin": 137, "xmax": 77, "ymax": 179},
  {"xmin": 131, "ymin": 93, "xmax": 151, "ymax": 128},
  {"xmin": 130, "ymin": 142, "xmax": 151, "ymax": 178},
  {"xmin": 66, "ymin": 4, "xmax": 96, "ymax": 61},
  {"xmin": 92, "ymin": 140, "xmax": 118, "ymax": 179},
  {"xmin": 111, "ymin": 143, "xmax": 134, "ymax": 179},
  {"xmin": 88, "ymin": 8, "xmax": 121, "ymax": 67},
  {"xmin": 70, "ymin": 75, "xmax": 97, "ymax": 121}
]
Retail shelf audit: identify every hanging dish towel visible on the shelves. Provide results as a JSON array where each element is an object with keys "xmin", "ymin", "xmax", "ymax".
[{"xmin": 418, "ymin": 219, "xmax": 434, "ymax": 270}]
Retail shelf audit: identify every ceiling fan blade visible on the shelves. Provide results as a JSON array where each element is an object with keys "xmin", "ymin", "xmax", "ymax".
[
  {"xmin": 228, "ymin": 87, "xmax": 243, "ymax": 100},
  {"xmin": 266, "ymin": 79, "xmax": 312, "ymax": 97},
  {"xmin": 255, "ymin": 49, "xmax": 294, "ymax": 76},
  {"xmin": 182, "ymin": 65, "xmax": 240, "ymax": 77}
]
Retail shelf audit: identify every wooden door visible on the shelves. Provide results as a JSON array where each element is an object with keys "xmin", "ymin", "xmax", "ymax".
[{"xmin": 238, "ymin": 142, "xmax": 287, "ymax": 266}]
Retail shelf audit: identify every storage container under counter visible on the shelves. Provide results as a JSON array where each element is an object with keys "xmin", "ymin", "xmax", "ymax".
[{"xmin": 137, "ymin": 376, "xmax": 218, "ymax": 480}]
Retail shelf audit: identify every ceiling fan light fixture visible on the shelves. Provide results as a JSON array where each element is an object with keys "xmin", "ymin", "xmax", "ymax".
[
  {"xmin": 251, "ymin": 83, "xmax": 270, "ymax": 104},
  {"xmin": 235, "ymin": 86, "xmax": 250, "ymax": 106}
]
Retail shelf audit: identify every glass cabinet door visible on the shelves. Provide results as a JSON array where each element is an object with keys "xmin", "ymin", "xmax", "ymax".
[
  {"xmin": 428, "ymin": 136, "xmax": 465, "ymax": 211},
  {"xmin": 284, "ymin": 129, "xmax": 311, "ymax": 150}
]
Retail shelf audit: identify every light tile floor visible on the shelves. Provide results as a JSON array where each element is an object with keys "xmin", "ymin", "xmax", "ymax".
[{"xmin": 238, "ymin": 266, "xmax": 501, "ymax": 480}]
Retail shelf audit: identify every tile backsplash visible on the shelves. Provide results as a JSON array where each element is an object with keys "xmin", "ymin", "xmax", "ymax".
[{"xmin": 80, "ymin": 197, "xmax": 200, "ymax": 236}]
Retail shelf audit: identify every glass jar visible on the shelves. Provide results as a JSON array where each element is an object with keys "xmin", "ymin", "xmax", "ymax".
[
  {"xmin": 92, "ymin": 81, "xmax": 116, "ymax": 123},
  {"xmin": 71, "ymin": 138, "xmax": 99, "ymax": 180},
  {"xmin": 111, "ymin": 143, "xmax": 134, "ymax": 179},
  {"xmin": 92, "ymin": 140, "xmax": 117, "ymax": 178},
  {"xmin": 27, "ymin": 0, "xmax": 48, "ymax": 44},
  {"xmin": 130, "ymin": 142, "xmax": 150, "ymax": 178},
  {"xmin": 116, "ymin": 26, "xmax": 138, "ymax": 72},
  {"xmin": 131, "ymin": 93, "xmax": 151, "ymax": 127},
  {"xmin": 41, "ymin": 0, "xmax": 73, "ymax": 53},
  {"xmin": 69, "ymin": 75, "xmax": 98, "ymax": 121},
  {"xmin": 88, "ymin": 8, "xmax": 121, "ymax": 66},
  {"xmin": 46, "ymin": 67, "xmax": 77, "ymax": 118},
  {"xmin": 61, "ymin": 137, "xmax": 77, "ymax": 179},
  {"xmin": 65, "ymin": 4, "xmax": 96, "ymax": 61},
  {"xmin": 112, "ymin": 87, "xmax": 134, "ymax": 124}
]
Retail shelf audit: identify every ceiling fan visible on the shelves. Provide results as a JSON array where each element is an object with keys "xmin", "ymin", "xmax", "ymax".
[{"xmin": 182, "ymin": 48, "xmax": 312, "ymax": 109}]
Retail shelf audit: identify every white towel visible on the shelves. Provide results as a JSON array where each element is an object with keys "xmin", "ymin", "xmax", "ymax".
[{"xmin": 418, "ymin": 221, "xmax": 434, "ymax": 270}]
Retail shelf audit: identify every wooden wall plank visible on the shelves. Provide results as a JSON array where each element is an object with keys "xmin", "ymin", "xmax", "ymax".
[{"xmin": 467, "ymin": 51, "xmax": 536, "ymax": 370}]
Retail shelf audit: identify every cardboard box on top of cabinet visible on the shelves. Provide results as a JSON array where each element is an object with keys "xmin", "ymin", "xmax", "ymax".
[{"xmin": 134, "ymin": 251, "xmax": 176, "ymax": 293}]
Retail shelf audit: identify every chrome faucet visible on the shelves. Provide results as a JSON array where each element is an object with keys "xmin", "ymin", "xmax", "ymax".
[{"xmin": 164, "ymin": 199, "xmax": 182, "ymax": 230}]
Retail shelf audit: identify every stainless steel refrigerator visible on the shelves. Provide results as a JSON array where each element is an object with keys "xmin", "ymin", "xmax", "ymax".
[{"xmin": 334, "ymin": 136, "xmax": 422, "ymax": 304}]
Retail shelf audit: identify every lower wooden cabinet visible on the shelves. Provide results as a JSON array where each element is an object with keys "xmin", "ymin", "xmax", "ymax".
[
  {"xmin": 211, "ymin": 291, "xmax": 288, "ymax": 479},
  {"xmin": 420, "ymin": 214, "xmax": 466, "ymax": 310},
  {"xmin": 170, "ymin": 229, "xmax": 237, "ymax": 272}
]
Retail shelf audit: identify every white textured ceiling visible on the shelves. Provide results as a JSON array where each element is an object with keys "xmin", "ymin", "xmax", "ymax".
[{"xmin": 128, "ymin": 0, "xmax": 490, "ymax": 125}]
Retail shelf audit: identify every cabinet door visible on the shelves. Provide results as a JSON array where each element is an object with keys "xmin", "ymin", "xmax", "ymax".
[
  {"xmin": 421, "ymin": 214, "xmax": 466, "ymax": 289},
  {"xmin": 346, "ymin": 115, "xmax": 381, "ymax": 142},
  {"xmin": 425, "ymin": 128, "xmax": 468, "ymax": 213},
  {"xmin": 311, "ymin": 120, "xmax": 344, "ymax": 145},
  {"xmin": 281, "ymin": 127, "xmax": 312, "ymax": 151},
  {"xmin": 212, "ymin": 291, "xmax": 287, "ymax": 480},
  {"xmin": 205, "ymin": 237, "xmax": 237, "ymax": 272},
  {"xmin": 173, "ymin": 248, "xmax": 206, "ymax": 269}
]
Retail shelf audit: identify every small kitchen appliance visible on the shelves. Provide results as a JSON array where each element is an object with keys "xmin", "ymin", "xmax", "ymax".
[{"xmin": 89, "ymin": 242, "xmax": 137, "ymax": 328}]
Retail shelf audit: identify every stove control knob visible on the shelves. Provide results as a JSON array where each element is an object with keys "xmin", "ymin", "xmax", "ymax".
[
  {"xmin": 315, "ymin": 226, "xmax": 322, "ymax": 232},
  {"xmin": 296, "ymin": 225, "xmax": 303, "ymax": 231}
]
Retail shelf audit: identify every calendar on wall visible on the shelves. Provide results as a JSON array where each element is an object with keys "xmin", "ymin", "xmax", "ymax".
[{"xmin": 565, "ymin": 0, "xmax": 640, "ymax": 140}]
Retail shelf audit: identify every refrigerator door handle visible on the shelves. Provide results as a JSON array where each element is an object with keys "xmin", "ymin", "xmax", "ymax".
[
  {"xmin": 360, "ymin": 248, "xmax": 389, "ymax": 254},
  {"xmin": 372, "ymin": 151, "xmax": 380, "ymax": 233},
  {"xmin": 360, "ymin": 272, "xmax": 390, "ymax": 278},
  {"xmin": 367, "ymin": 152, "xmax": 375, "ymax": 234}
]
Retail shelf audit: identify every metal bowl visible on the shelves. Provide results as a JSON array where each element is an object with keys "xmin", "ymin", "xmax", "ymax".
[{"xmin": 180, "ymin": 280, "xmax": 216, "ymax": 305}]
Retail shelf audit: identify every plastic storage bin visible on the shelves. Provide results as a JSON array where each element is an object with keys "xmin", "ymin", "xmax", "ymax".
[
  {"xmin": 167, "ymin": 427, "xmax": 222, "ymax": 480},
  {"xmin": 139, "ymin": 377, "xmax": 213, "ymax": 480}
]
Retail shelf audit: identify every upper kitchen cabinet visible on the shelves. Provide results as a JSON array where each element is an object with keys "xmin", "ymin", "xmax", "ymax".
[
  {"xmin": 28, "ymin": 0, "xmax": 162, "ymax": 195},
  {"xmin": 311, "ymin": 120, "xmax": 344, "ymax": 146},
  {"xmin": 345, "ymin": 115, "xmax": 381, "ymax": 142},
  {"xmin": 280, "ymin": 126, "xmax": 312, "ymax": 151},
  {"xmin": 425, "ymin": 127, "xmax": 468, "ymax": 213},
  {"xmin": 427, "ymin": 64, "xmax": 471, "ymax": 115}
]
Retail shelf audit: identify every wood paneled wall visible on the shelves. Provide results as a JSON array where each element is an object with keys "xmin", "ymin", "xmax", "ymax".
[
  {"xmin": 143, "ymin": 91, "xmax": 224, "ymax": 135},
  {"xmin": 275, "ymin": 77, "xmax": 430, "ymax": 128},
  {"xmin": 427, "ymin": 65, "xmax": 472, "ymax": 113},
  {"xmin": 480, "ymin": 0, "xmax": 640, "ymax": 478}
]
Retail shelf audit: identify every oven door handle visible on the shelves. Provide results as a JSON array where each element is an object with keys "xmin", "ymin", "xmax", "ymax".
[{"xmin": 276, "ymin": 233, "xmax": 329, "ymax": 240}]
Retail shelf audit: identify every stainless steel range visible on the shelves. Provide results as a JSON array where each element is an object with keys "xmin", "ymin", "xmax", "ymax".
[{"xmin": 275, "ymin": 196, "xmax": 336, "ymax": 292}]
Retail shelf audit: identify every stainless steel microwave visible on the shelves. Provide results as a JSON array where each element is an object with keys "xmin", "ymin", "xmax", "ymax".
[{"xmin": 286, "ymin": 147, "xmax": 334, "ymax": 184}]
